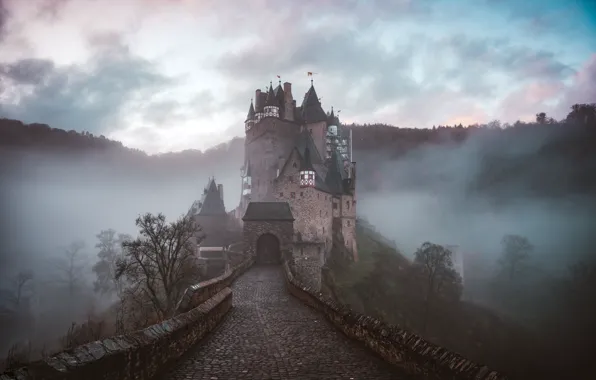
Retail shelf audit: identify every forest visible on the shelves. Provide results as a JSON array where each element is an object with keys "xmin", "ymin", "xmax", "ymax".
[{"xmin": 0, "ymin": 102, "xmax": 595, "ymax": 378}]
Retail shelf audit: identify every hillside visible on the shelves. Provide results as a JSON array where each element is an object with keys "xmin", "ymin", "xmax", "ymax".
[{"xmin": 3, "ymin": 110, "xmax": 595, "ymax": 201}]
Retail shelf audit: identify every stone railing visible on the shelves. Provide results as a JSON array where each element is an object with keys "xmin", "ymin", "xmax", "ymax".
[
  {"xmin": 176, "ymin": 256, "xmax": 253, "ymax": 314},
  {"xmin": 0, "ymin": 257, "xmax": 254, "ymax": 380},
  {"xmin": 0, "ymin": 288, "xmax": 232, "ymax": 380},
  {"xmin": 282, "ymin": 262, "xmax": 508, "ymax": 380}
]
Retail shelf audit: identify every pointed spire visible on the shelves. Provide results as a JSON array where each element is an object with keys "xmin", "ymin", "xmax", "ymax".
[
  {"xmin": 246, "ymin": 99, "xmax": 255, "ymax": 121},
  {"xmin": 266, "ymin": 82, "xmax": 279, "ymax": 107}
]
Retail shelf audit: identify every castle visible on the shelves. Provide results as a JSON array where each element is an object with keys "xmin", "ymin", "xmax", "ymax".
[
  {"xmin": 187, "ymin": 78, "xmax": 357, "ymax": 289},
  {"xmin": 236, "ymin": 79, "xmax": 357, "ymax": 277}
]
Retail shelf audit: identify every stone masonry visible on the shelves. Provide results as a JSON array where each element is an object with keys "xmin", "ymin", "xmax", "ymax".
[{"xmin": 160, "ymin": 266, "xmax": 404, "ymax": 380}]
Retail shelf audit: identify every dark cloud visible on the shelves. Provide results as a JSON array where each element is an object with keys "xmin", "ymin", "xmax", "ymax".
[
  {"xmin": 444, "ymin": 34, "xmax": 575, "ymax": 81},
  {"xmin": 0, "ymin": 0, "xmax": 9, "ymax": 42},
  {"xmin": 0, "ymin": 58, "xmax": 55, "ymax": 85},
  {"xmin": 0, "ymin": 33, "xmax": 175, "ymax": 134}
]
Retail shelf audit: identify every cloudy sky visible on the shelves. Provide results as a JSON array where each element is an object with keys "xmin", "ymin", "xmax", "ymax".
[{"xmin": 0, "ymin": 0, "xmax": 594, "ymax": 153}]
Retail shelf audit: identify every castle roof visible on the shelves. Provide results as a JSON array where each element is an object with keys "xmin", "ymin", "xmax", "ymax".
[
  {"xmin": 325, "ymin": 149, "xmax": 347, "ymax": 195},
  {"xmin": 242, "ymin": 202, "xmax": 295, "ymax": 221},
  {"xmin": 301, "ymin": 84, "xmax": 327, "ymax": 123},
  {"xmin": 299, "ymin": 146, "xmax": 315, "ymax": 172},
  {"xmin": 246, "ymin": 100, "xmax": 255, "ymax": 122},
  {"xmin": 274, "ymin": 82, "xmax": 285, "ymax": 105},
  {"xmin": 295, "ymin": 128, "xmax": 323, "ymax": 165},
  {"xmin": 327, "ymin": 107, "xmax": 340, "ymax": 126},
  {"xmin": 265, "ymin": 83, "xmax": 279, "ymax": 107},
  {"xmin": 197, "ymin": 178, "xmax": 226, "ymax": 216}
]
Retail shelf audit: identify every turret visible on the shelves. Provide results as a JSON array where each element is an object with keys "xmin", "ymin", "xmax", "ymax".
[
  {"xmin": 264, "ymin": 82, "xmax": 280, "ymax": 118},
  {"xmin": 245, "ymin": 100, "xmax": 255, "ymax": 131},
  {"xmin": 299, "ymin": 147, "xmax": 316, "ymax": 188}
]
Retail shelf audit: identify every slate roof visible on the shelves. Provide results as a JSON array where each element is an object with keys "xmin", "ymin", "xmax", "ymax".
[
  {"xmin": 242, "ymin": 202, "xmax": 295, "ymax": 221},
  {"xmin": 274, "ymin": 83, "xmax": 285, "ymax": 105},
  {"xmin": 265, "ymin": 83, "xmax": 279, "ymax": 107},
  {"xmin": 295, "ymin": 128, "xmax": 323, "ymax": 165},
  {"xmin": 197, "ymin": 178, "xmax": 226, "ymax": 216},
  {"xmin": 246, "ymin": 101, "xmax": 255, "ymax": 122},
  {"xmin": 299, "ymin": 146, "xmax": 315, "ymax": 171},
  {"xmin": 327, "ymin": 107, "xmax": 340, "ymax": 126},
  {"xmin": 301, "ymin": 84, "xmax": 327, "ymax": 123},
  {"xmin": 325, "ymin": 149, "xmax": 347, "ymax": 195}
]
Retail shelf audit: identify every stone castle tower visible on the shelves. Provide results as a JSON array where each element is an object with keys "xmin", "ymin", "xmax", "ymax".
[{"xmin": 236, "ymin": 79, "xmax": 358, "ymax": 269}]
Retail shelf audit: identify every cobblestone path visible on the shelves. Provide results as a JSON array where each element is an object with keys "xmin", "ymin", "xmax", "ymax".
[{"xmin": 162, "ymin": 265, "xmax": 412, "ymax": 380}]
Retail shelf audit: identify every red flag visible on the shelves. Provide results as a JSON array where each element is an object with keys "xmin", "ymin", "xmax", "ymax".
[
  {"xmin": 307, "ymin": 72, "xmax": 313, "ymax": 76},
  {"xmin": 276, "ymin": 75, "xmax": 280, "ymax": 78}
]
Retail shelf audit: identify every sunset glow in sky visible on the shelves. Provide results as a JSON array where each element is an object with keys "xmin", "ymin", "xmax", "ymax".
[{"xmin": 0, "ymin": 0, "xmax": 595, "ymax": 153}]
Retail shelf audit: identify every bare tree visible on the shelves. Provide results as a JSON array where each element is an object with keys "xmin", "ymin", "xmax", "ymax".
[
  {"xmin": 499, "ymin": 234, "xmax": 533, "ymax": 280},
  {"xmin": 412, "ymin": 242, "xmax": 462, "ymax": 333},
  {"xmin": 92, "ymin": 229, "xmax": 131, "ymax": 296},
  {"xmin": 10, "ymin": 271, "xmax": 34, "ymax": 307},
  {"xmin": 116, "ymin": 213, "xmax": 203, "ymax": 321},
  {"xmin": 55, "ymin": 241, "xmax": 86, "ymax": 297}
]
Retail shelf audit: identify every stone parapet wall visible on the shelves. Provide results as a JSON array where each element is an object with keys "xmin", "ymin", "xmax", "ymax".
[
  {"xmin": 176, "ymin": 257, "xmax": 254, "ymax": 314},
  {"xmin": 282, "ymin": 262, "xmax": 508, "ymax": 380},
  {"xmin": 292, "ymin": 242, "xmax": 324, "ymax": 291},
  {"xmin": 0, "ymin": 257, "xmax": 254, "ymax": 380},
  {"xmin": 0, "ymin": 288, "xmax": 233, "ymax": 380}
]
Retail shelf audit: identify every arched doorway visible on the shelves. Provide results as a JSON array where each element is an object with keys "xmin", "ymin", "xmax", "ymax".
[{"xmin": 256, "ymin": 233, "xmax": 281, "ymax": 264}]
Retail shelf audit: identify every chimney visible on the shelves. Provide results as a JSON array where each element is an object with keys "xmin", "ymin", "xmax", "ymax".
[
  {"xmin": 255, "ymin": 89, "xmax": 262, "ymax": 111},
  {"xmin": 283, "ymin": 82, "xmax": 294, "ymax": 121},
  {"xmin": 218, "ymin": 184, "xmax": 224, "ymax": 201},
  {"xmin": 283, "ymin": 82, "xmax": 293, "ymax": 98}
]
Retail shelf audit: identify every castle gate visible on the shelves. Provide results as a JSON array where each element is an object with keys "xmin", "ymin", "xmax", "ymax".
[
  {"xmin": 242, "ymin": 202, "xmax": 294, "ymax": 265},
  {"xmin": 256, "ymin": 233, "xmax": 281, "ymax": 264}
]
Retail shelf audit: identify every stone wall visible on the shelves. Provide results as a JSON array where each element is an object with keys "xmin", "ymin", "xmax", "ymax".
[
  {"xmin": 282, "ymin": 262, "xmax": 508, "ymax": 380},
  {"xmin": 292, "ymin": 242, "xmax": 325, "ymax": 291},
  {"xmin": 274, "ymin": 169, "xmax": 332, "ymax": 245},
  {"xmin": 176, "ymin": 257, "xmax": 254, "ymax": 314},
  {"xmin": 0, "ymin": 258, "xmax": 254, "ymax": 380},
  {"xmin": 242, "ymin": 220, "xmax": 293, "ymax": 261},
  {"xmin": 0, "ymin": 288, "xmax": 232, "ymax": 380}
]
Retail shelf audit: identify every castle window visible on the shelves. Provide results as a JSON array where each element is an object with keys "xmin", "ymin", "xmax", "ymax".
[
  {"xmin": 279, "ymin": 192, "xmax": 283, "ymax": 197},
  {"xmin": 300, "ymin": 192, "xmax": 304, "ymax": 197},
  {"xmin": 346, "ymin": 201, "xmax": 350, "ymax": 210},
  {"xmin": 289, "ymin": 175, "xmax": 293, "ymax": 182},
  {"xmin": 317, "ymin": 193, "xmax": 320, "ymax": 199},
  {"xmin": 319, "ymin": 210, "xmax": 322, "ymax": 217},
  {"xmin": 291, "ymin": 192, "xmax": 296, "ymax": 198},
  {"xmin": 347, "ymin": 221, "xmax": 351, "ymax": 226},
  {"xmin": 293, "ymin": 162, "xmax": 297, "ymax": 168},
  {"xmin": 323, "ymin": 227, "xmax": 325, "ymax": 233},
  {"xmin": 333, "ymin": 203, "xmax": 338, "ymax": 210}
]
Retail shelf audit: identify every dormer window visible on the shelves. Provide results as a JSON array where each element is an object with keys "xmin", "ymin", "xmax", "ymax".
[{"xmin": 300, "ymin": 170, "xmax": 315, "ymax": 187}]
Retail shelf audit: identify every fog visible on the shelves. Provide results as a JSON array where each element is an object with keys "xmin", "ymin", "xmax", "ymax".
[
  {"xmin": 356, "ymin": 127, "xmax": 596, "ymax": 302},
  {"xmin": 1, "ymin": 125, "xmax": 595, "ymax": 359},
  {"xmin": 0, "ymin": 147, "xmax": 243, "ymax": 354},
  {"xmin": 1, "ymin": 151, "xmax": 242, "ymax": 278}
]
